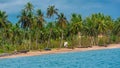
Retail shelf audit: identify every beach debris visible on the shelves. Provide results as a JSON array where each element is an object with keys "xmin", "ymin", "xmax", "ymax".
[
  {"xmin": 44, "ymin": 48, "xmax": 51, "ymax": 51},
  {"xmin": 17, "ymin": 50, "xmax": 29, "ymax": 53}
]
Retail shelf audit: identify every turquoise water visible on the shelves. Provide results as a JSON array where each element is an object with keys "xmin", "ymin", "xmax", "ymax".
[{"xmin": 0, "ymin": 48, "xmax": 120, "ymax": 68}]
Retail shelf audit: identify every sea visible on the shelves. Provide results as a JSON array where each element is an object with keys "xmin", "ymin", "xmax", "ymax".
[{"xmin": 0, "ymin": 48, "xmax": 120, "ymax": 68}]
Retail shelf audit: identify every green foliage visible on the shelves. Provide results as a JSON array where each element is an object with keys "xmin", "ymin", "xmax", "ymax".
[
  {"xmin": 50, "ymin": 39, "xmax": 61, "ymax": 48},
  {"xmin": 81, "ymin": 36, "xmax": 91, "ymax": 48},
  {"xmin": 0, "ymin": 49, "xmax": 4, "ymax": 53},
  {"xmin": 0, "ymin": 2, "xmax": 120, "ymax": 54},
  {"xmin": 98, "ymin": 37, "xmax": 109, "ymax": 46},
  {"xmin": 109, "ymin": 35, "xmax": 120, "ymax": 44}
]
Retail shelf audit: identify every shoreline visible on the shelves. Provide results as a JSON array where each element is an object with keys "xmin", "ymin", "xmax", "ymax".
[{"xmin": 0, "ymin": 44, "xmax": 120, "ymax": 59}]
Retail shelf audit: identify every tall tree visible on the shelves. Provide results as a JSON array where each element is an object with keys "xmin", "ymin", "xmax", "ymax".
[
  {"xmin": 47, "ymin": 5, "xmax": 58, "ymax": 18},
  {"xmin": 18, "ymin": 2, "xmax": 34, "ymax": 50},
  {"xmin": 35, "ymin": 9, "xmax": 45, "ymax": 49},
  {"xmin": 57, "ymin": 13, "xmax": 67, "ymax": 48},
  {"xmin": 70, "ymin": 13, "xmax": 83, "ymax": 47},
  {"xmin": 46, "ymin": 5, "xmax": 58, "ymax": 48},
  {"xmin": 112, "ymin": 17, "xmax": 120, "ymax": 35},
  {"xmin": 0, "ymin": 10, "xmax": 9, "ymax": 28},
  {"xmin": 36, "ymin": 9, "xmax": 45, "ymax": 29},
  {"xmin": 0, "ymin": 10, "xmax": 10, "ymax": 52}
]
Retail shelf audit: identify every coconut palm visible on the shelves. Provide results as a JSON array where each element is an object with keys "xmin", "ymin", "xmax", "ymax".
[
  {"xmin": 25, "ymin": 2, "xmax": 33, "ymax": 13},
  {"xmin": 0, "ymin": 10, "xmax": 9, "ymax": 28},
  {"xmin": 57, "ymin": 13, "xmax": 67, "ymax": 48},
  {"xmin": 0, "ymin": 10, "xmax": 10, "ymax": 52},
  {"xmin": 18, "ymin": 9, "xmax": 28, "ymax": 29},
  {"xmin": 18, "ymin": 2, "xmax": 34, "ymax": 50},
  {"xmin": 34, "ymin": 9, "xmax": 45, "ymax": 49},
  {"xmin": 83, "ymin": 16, "xmax": 98, "ymax": 47},
  {"xmin": 94, "ymin": 13, "xmax": 108, "ymax": 36},
  {"xmin": 46, "ymin": 5, "xmax": 58, "ymax": 48},
  {"xmin": 112, "ymin": 17, "xmax": 120, "ymax": 35},
  {"xmin": 47, "ymin": 5, "xmax": 58, "ymax": 18},
  {"xmin": 69, "ymin": 13, "xmax": 83, "ymax": 47},
  {"xmin": 36, "ymin": 9, "xmax": 45, "ymax": 29}
]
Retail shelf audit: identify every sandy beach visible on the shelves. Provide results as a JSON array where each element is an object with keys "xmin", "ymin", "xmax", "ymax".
[{"xmin": 0, "ymin": 44, "xmax": 120, "ymax": 59}]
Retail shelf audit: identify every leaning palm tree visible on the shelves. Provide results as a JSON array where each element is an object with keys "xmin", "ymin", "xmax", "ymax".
[{"xmin": 57, "ymin": 13, "xmax": 67, "ymax": 48}]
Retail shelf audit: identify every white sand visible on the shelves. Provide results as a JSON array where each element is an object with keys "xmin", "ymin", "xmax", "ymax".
[{"xmin": 0, "ymin": 44, "xmax": 120, "ymax": 59}]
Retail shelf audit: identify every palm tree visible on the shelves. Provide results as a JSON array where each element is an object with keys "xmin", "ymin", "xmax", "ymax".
[
  {"xmin": 35, "ymin": 9, "xmax": 45, "ymax": 49},
  {"xmin": 18, "ymin": 2, "xmax": 34, "ymax": 50},
  {"xmin": 0, "ymin": 10, "xmax": 9, "ymax": 28},
  {"xmin": 83, "ymin": 17, "xmax": 97, "ymax": 47},
  {"xmin": 0, "ymin": 10, "xmax": 10, "ymax": 52},
  {"xmin": 112, "ymin": 17, "xmax": 120, "ymax": 35},
  {"xmin": 46, "ymin": 5, "xmax": 58, "ymax": 48},
  {"xmin": 70, "ymin": 13, "xmax": 83, "ymax": 47},
  {"xmin": 36, "ymin": 9, "xmax": 45, "ymax": 29},
  {"xmin": 57, "ymin": 13, "xmax": 67, "ymax": 48},
  {"xmin": 94, "ymin": 13, "xmax": 113, "ymax": 45},
  {"xmin": 46, "ymin": 22, "xmax": 54, "ymax": 48},
  {"xmin": 47, "ymin": 5, "xmax": 58, "ymax": 18},
  {"xmin": 10, "ymin": 24, "xmax": 21, "ymax": 50},
  {"xmin": 18, "ymin": 9, "xmax": 28, "ymax": 29},
  {"xmin": 25, "ymin": 2, "xmax": 34, "ymax": 14},
  {"xmin": 94, "ymin": 13, "xmax": 108, "ymax": 36}
]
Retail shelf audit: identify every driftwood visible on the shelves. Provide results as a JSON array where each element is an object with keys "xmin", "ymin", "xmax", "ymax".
[
  {"xmin": 0, "ymin": 53, "xmax": 10, "ymax": 57},
  {"xmin": 17, "ymin": 50, "xmax": 29, "ymax": 53},
  {"xmin": 0, "ymin": 50, "xmax": 29, "ymax": 57},
  {"xmin": 44, "ymin": 48, "xmax": 51, "ymax": 51}
]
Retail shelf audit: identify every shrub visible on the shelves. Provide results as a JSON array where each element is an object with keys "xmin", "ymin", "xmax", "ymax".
[
  {"xmin": 0, "ymin": 49, "xmax": 4, "ymax": 53},
  {"xmin": 98, "ymin": 36, "xmax": 109, "ymax": 46},
  {"xmin": 81, "ymin": 36, "xmax": 91, "ymax": 48}
]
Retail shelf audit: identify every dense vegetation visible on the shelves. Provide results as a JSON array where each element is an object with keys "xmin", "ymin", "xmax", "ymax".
[{"xmin": 0, "ymin": 2, "xmax": 120, "ymax": 53}]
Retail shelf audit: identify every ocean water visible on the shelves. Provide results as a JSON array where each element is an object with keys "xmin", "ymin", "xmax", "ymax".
[{"xmin": 0, "ymin": 48, "xmax": 120, "ymax": 68}]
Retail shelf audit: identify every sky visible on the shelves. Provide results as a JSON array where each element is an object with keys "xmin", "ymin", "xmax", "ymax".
[{"xmin": 0, "ymin": 0, "xmax": 120, "ymax": 23}]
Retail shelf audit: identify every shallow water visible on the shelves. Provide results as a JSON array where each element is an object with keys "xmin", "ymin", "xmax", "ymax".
[{"xmin": 0, "ymin": 48, "xmax": 120, "ymax": 68}]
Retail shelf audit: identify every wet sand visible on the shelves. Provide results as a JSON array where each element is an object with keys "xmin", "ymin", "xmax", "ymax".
[{"xmin": 0, "ymin": 44, "xmax": 120, "ymax": 59}]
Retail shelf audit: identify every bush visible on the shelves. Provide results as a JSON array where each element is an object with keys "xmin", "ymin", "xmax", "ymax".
[
  {"xmin": 81, "ymin": 36, "xmax": 91, "ymax": 48},
  {"xmin": 109, "ymin": 35, "xmax": 120, "ymax": 44},
  {"xmin": 0, "ymin": 49, "xmax": 4, "ymax": 53},
  {"xmin": 50, "ymin": 39, "xmax": 61, "ymax": 48},
  {"xmin": 98, "ymin": 36, "xmax": 109, "ymax": 46}
]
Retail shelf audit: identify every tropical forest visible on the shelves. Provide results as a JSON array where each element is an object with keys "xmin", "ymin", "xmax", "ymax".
[{"xmin": 0, "ymin": 2, "xmax": 120, "ymax": 53}]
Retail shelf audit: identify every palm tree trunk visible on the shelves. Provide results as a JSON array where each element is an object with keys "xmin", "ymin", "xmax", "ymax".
[
  {"xmin": 78, "ymin": 32, "xmax": 81, "ymax": 47},
  {"xmin": 60, "ymin": 31, "xmax": 63, "ymax": 48},
  {"xmin": 36, "ymin": 32, "xmax": 38, "ymax": 49},
  {"xmin": 23, "ymin": 31, "xmax": 27, "ymax": 50},
  {"xmin": 29, "ymin": 31, "xmax": 32, "ymax": 50},
  {"xmin": 90, "ymin": 36, "xmax": 93, "ymax": 47},
  {"xmin": 47, "ymin": 29, "xmax": 52, "ymax": 48}
]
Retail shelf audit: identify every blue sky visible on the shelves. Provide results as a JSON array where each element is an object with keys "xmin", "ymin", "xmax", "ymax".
[{"xmin": 0, "ymin": 0, "xmax": 120, "ymax": 23}]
